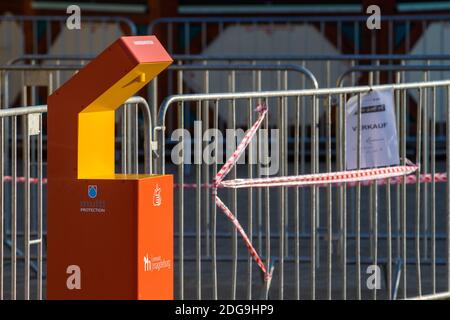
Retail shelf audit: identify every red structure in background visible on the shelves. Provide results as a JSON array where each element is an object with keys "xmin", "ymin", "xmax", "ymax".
[{"xmin": 1, "ymin": 0, "xmax": 445, "ymax": 58}]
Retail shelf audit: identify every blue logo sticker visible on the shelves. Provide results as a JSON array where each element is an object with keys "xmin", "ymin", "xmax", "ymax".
[{"xmin": 88, "ymin": 185, "xmax": 97, "ymax": 199}]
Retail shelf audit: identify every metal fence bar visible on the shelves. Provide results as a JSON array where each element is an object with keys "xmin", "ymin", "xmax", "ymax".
[
  {"xmin": 395, "ymin": 74, "xmax": 402, "ymax": 299},
  {"xmin": 431, "ymin": 86, "xmax": 437, "ymax": 295},
  {"xmin": 178, "ymin": 53, "xmax": 450, "ymax": 61},
  {"xmin": 202, "ymin": 65, "xmax": 211, "ymax": 263},
  {"xmin": 423, "ymin": 72, "xmax": 429, "ymax": 266},
  {"xmin": 176, "ymin": 67, "xmax": 184, "ymax": 300},
  {"xmin": 386, "ymin": 165, "xmax": 392, "ymax": 300},
  {"xmin": 212, "ymin": 99, "xmax": 219, "ymax": 300},
  {"xmin": 37, "ymin": 113, "xmax": 43, "ymax": 300},
  {"xmin": 15, "ymin": 53, "xmax": 450, "ymax": 68},
  {"xmin": 326, "ymin": 94, "xmax": 332, "ymax": 300},
  {"xmin": 356, "ymin": 92, "xmax": 362, "ymax": 300},
  {"xmin": 263, "ymin": 96, "xmax": 270, "ymax": 300},
  {"xmin": 415, "ymin": 90, "xmax": 426, "ymax": 296},
  {"xmin": 256, "ymin": 71, "xmax": 263, "ymax": 259},
  {"xmin": 447, "ymin": 85, "xmax": 450, "ymax": 296},
  {"xmin": 14, "ymin": 53, "xmax": 450, "ymax": 66},
  {"xmin": 22, "ymin": 113, "xmax": 31, "ymax": 300},
  {"xmin": 401, "ymin": 85, "xmax": 407, "ymax": 299},
  {"xmin": 158, "ymin": 80, "xmax": 450, "ymax": 113},
  {"xmin": 11, "ymin": 115, "xmax": 17, "ymax": 300},
  {"xmin": 229, "ymin": 73, "xmax": 237, "ymax": 300},
  {"xmin": 0, "ymin": 117, "xmax": 3, "ymax": 300},
  {"xmin": 196, "ymin": 100, "xmax": 202, "ymax": 300},
  {"xmin": 294, "ymin": 95, "xmax": 301, "ymax": 300},
  {"xmin": 246, "ymin": 97, "xmax": 253, "ymax": 300}
]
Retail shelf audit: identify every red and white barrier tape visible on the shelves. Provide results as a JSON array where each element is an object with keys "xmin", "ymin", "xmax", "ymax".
[
  {"xmin": 215, "ymin": 195, "xmax": 272, "ymax": 279},
  {"xmin": 213, "ymin": 104, "xmax": 273, "ymax": 282},
  {"xmin": 3, "ymin": 176, "xmax": 47, "ymax": 184},
  {"xmin": 174, "ymin": 172, "xmax": 448, "ymax": 189},
  {"xmin": 219, "ymin": 164, "xmax": 418, "ymax": 189},
  {"xmin": 212, "ymin": 103, "xmax": 420, "ymax": 287},
  {"xmin": 214, "ymin": 104, "xmax": 268, "ymax": 189}
]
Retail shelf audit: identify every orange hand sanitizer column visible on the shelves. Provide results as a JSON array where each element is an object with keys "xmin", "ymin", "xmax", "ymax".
[{"xmin": 47, "ymin": 36, "xmax": 173, "ymax": 299}]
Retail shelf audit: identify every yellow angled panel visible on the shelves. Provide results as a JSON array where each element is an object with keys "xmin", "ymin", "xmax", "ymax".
[
  {"xmin": 77, "ymin": 62, "xmax": 170, "ymax": 179},
  {"xmin": 78, "ymin": 110, "xmax": 115, "ymax": 179}
]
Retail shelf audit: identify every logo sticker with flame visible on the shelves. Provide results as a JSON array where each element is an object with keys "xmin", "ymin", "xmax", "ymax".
[{"xmin": 153, "ymin": 184, "xmax": 161, "ymax": 206}]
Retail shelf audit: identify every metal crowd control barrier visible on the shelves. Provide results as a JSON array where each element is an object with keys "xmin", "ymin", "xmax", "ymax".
[
  {"xmin": 155, "ymin": 68, "xmax": 317, "ymax": 299},
  {"xmin": 0, "ymin": 96, "xmax": 153, "ymax": 300},
  {"xmin": 5, "ymin": 55, "xmax": 319, "ymax": 135},
  {"xmin": 2, "ymin": 51, "xmax": 446, "ymax": 298},
  {"xmin": 9, "ymin": 53, "xmax": 450, "ymax": 94},
  {"xmin": 0, "ymin": 104, "xmax": 46, "ymax": 300},
  {"xmin": 148, "ymin": 15, "xmax": 450, "ymax": 56},
  {"xmin": 155, "ymin": 79, "xmax": 450, "ymax": 300},
  {"xmin": 338, "ymin": 64, "xmax": 450, "ymax": 272},
  {"xmin": 149, "ymin": 63, "xmax": 319, "ymax": 134}
]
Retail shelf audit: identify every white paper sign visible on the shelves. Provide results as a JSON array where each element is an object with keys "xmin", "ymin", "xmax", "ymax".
[{"xmin": 345, "ymin": 88, "xmax": 399, "ymax": 170}]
